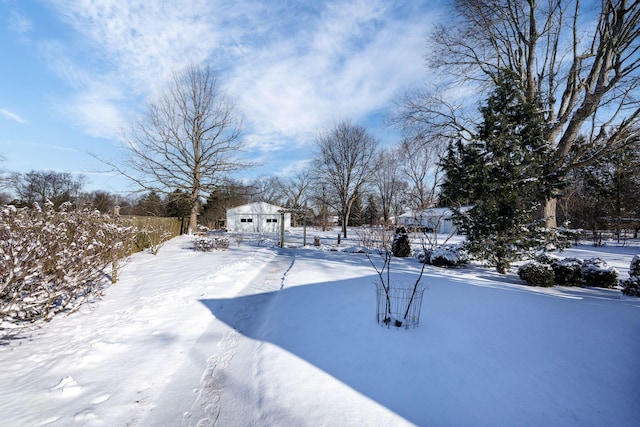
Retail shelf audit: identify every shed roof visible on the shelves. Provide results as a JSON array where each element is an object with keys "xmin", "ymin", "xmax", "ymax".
[
  {"xmin": 399, "ymin": 205, "xmax": 473, "ymax": 219},
  {"xmin": 227, "ymin": 202, "xmax": 286, "ymax": 214}
]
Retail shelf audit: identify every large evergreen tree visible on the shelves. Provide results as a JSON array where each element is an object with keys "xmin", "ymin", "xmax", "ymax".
[{"xmin": 441, "ymin": 70, "xmax": 554, "ymax": 273}]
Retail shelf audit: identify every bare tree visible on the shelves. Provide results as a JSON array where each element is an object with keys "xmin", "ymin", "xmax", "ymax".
[
  {"xmin": 280, "ymin": 170, "xmax": 313, "ymax": 226},
  {"xmin": 314, "ymin": 120, "xmax": 380, "ymax": 238},
  {"xmin": 398, "ymin": 135, "xmax": 446, "ymax": 211},
  {"xmin": 246, "ymin": 175, "xmax": 284, "ymax": 205},
  {"xmin": 280, "ymin": 170, "xmax": 312, "ymax": 207},
  {"xmin": 398, "ymin": 0, "xmax": 640, "ymax": 227},
  {"xmin": 373, "ymin": 148, "xmax": 406, "ymax": 224},
  {"xmin": 0, "ymin": 154, "xmax": 9, "ymax": 204},
  {"xmin": 115, "ymin": 65, "xmax": 249, "ymax": 233},
  {"xmin": 9, "ymin": 170, "xmax": 84, "ymax": 207}
]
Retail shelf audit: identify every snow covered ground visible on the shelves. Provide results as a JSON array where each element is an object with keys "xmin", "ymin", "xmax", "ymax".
[{"xmin": 1, "ymin": 229, "xmax": 639, "ymax": 426}]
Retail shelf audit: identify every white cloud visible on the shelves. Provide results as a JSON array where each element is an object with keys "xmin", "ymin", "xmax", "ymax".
[
  {"xmin": 36, "ymin": 0, "xmax": 438, "ymax": 175},
  {"xmin": 225, "ymin": 0, "xmax": 432, "ymax": 153},
  {"xmin": 42, "ymin": 0, "xmax": 222, "ymax": 136},
  {"xmin": 275, "ymin": 158, "xmax": 314, "ymax": 178},
  {"xmin": 49, "ymin": 0, "xmax": 217, "ymax": 88},
  {"xmin": 7, "ymin": 10, "xmax": 33, "ymax": 34},
  {"xmin": 0, "ymin": 108, "xmax": 27, "ymax": 124},
  {"xmin": 65, "ymin": 91, "xmax": 126, "ymax": 139}
]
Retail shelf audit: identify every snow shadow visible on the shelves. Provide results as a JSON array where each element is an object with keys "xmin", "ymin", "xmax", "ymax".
[
  {"xmin": 200, "ymin": 276, "xmax": 432, "ymax": 425},
  {"xmin": 200, "ymin": 259, "xmax": 640, "ymax": 426}
]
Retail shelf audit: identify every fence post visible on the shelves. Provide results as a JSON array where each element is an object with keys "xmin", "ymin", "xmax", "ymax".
[
  {"xmin": 112, "ymin": 205, "xmax": 120, "ymax": 284},
  {"xmin": 280, "ymin": 212, "xmax": 285, "ymax": 248}
]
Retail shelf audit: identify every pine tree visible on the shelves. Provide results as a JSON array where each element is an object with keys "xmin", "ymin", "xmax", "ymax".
[
  {"xmin": 363, "ymin": 194, "xmax": 380, "ymax": 226},
  {"xmin": 165, "ymin": 189, "xmax": 192, "ymax": 218},
  {"xmin": 441, "ymin": 70, "xmax": 553, "ymax": 273},
  {"xmin": 349, "ymin": 192, "xmax": 364, "ymax": 226},
  {"xmin": 134, "ymin": 191, "xmax": 166, "ymax": 217}
]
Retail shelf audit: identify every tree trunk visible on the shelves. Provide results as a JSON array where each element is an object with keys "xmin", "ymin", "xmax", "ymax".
[
  {"xmin": 341, "ymin": 213, "xmax": 348, "ymax": 238},
  {"xmin": 542, "ymin": 198, "xmax": 557, "ymax": 229},
  {"xmin": 343, "ymin": 198, "xmax": 355, "ymax": 238},
  {"xmin": 189, "ymin": 201, "xmax": 199, "ymax": 234}
]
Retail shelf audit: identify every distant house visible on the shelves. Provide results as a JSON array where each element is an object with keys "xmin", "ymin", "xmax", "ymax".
[
  {"xmin": 226, "ymin": 202, "xmax": 291, "ymax": 233},
  {"xmin": 397, "ymin": 206, "xmax": 473, "ymax": 234}
]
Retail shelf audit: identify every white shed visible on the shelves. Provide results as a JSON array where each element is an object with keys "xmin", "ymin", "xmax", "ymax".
[
  {"xmin": 226, "ymin": 202, "xmax": 291, "ymax": 233},
  {"xmin": 397, "ymin": 206, "xmax": 473, "ymax": 234}
]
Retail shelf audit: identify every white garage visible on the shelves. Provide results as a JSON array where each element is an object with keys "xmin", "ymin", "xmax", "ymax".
[
  {"xmin": 397, "ymin": 206, "xmax": 473, "ymax": 234},
  {"xmin": 226, "ymin": 202, "xmax": 291, "ymax": 233}
]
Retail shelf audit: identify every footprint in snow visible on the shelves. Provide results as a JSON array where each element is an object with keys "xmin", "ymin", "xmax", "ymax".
[{"xmin": 49, "ymin": 375, "xmax": 82, "ymax": 397}]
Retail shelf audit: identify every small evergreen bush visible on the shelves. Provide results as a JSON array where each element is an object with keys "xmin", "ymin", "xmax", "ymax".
[
  {"xmin": 518, "ymin": 261, "xmax": 555, "ymax": 287},
  {"xmin": 536, "ymin": 252, "xmax": 561, "ymax": 265},
  {"xmin": 553, "ymin": 258, "xmax": 584, "ymax": 287},
  {"xmin": 391, "ymin": 227, "xmax": 411, "ymax": 257},
  {"xmin": 416, "ymin": 248, "xmax": 431, "ymax": 264},
  {"xmin": 581, "ymin": 258, "xmax": 618, "ymax": 288},
  {"xmin": 418, "ymin": 244, "xmax": 469, "ymax": 267},
  {"xmin": 621, "ymin": 255, "xmax": 640, "ymax": 297}
]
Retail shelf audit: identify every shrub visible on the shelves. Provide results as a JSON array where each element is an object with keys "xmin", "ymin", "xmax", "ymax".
[
  {"xmin": 391, "ymin": 227, "xmax": 411, "ymax": 257},
  {"xmin": 553, "ymin": 258, "xmax": 584, "ymax": 287},
  {"xmin": 621, "ymin": 255, "xmax": 640, "ymax": 297},
  {"xmin": 581, "ymin": 257, "xmax": 618, "ymax": 288},
  {"xmin": 193, "ymin": 236, "xmax": 229, "ymax": 251},
  {"xmin": 127, "ymin": 216, "xmax": 181, "ymax": 254},
  {"xmin": 518, "ymin": 261, "xmax": 555, "ymax": 287},
  {"xmin": 628, "ymin": 254, "xmax": 640, "ymax": 278},
  {"xmin": 0, "ymin": 202, "xmax": 136, "ymax": 323},
  {"xmin": 415, "ymin": 248, "xmax": 432, "ymax": 264},
  {"xmin": 418, "ymin": 244, "xmax": 469, "ymax": 267},
  {"xmin": 536, "ymin": 252, "xmax": 561, "ymax": 265}
]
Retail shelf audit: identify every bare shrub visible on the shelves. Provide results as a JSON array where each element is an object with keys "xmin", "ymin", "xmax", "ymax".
[
  {"xmin": 365, "ymin": 227, "xmax": 428, "ymax": 328},
  {"xmin": 355, "ymin": 226, "xmax": 392, "ymax": 252},
  {"xmin": 1, "ymin": 202, "xmax": 136, "ymax": 324}
]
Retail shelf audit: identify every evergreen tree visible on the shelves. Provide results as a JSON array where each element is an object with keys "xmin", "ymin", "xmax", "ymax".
[
  {"xmin": 201, "ymin": 181, "xmax": 249, "ymax": 228},
  {"xmin": 363, "ymin": 194, "xmax": 380, "ymax": 226},
  {"xmin": 133, "ymin": 191, "xmax": 166, "ymax": 217},
  {"xmin": 441, "ymin": 70, "xmax": 554, "ymax": 273},
  {"xmin": 91, "ymin": 191, "xmax": 115, "ymax": 214},
  {"xmin": 349, "ymin": 192, "xmax": 364, "ymax": 226},
  {"xmin": 439, "ymin": 139, "xmax": 479, "ymax": 207},
  {"xmin": 165, "ymin": 189, "xmax": 192, "ymax": 218}
]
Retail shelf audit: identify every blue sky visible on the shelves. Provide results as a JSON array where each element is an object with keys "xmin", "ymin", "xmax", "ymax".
[{"xmin": 1, "ymin": 0, "xmax": 443, "ymax": 194}]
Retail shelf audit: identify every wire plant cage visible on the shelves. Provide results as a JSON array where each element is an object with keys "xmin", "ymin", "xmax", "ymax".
[{"xmin": 375, "ymin": 281, "xmax": 427, "ymax": 329}]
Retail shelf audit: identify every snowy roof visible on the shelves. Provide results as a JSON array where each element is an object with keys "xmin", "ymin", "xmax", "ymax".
[
  {"xmin": 226, "ymin": 201, "xmax": 286, "ymax": 215},
  {"xmin": 399, "ymin": 205, "xmax": 473, "ymax": 219}
]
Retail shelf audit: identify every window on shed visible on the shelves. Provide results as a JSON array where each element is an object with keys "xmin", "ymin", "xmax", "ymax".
[{"xmin": 240, "ymin": 218, "xmax": 253, "ymax": 223}]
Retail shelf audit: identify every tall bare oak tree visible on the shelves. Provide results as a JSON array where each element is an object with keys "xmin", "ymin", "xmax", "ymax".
[{"xmin": 117, "ymin": 65, "xmax": 248, "ymax": 232}]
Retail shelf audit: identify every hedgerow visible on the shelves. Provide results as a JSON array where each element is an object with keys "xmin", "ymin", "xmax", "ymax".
[{"xmin": 1, "ymin": 202, "xmax": 136, "ymax": 324}]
